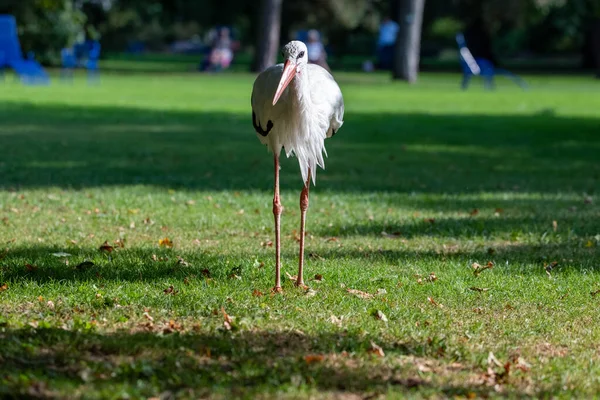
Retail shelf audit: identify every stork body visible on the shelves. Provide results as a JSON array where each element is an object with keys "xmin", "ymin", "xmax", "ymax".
[{"xmin": 251, "ymin": 41, "xmax": 344, "ymax": 291}]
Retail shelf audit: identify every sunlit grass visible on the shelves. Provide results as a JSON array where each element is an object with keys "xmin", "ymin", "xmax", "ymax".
[{"xmin": 0, "ymin": 70, "xmax": 599, "ymax": 398}]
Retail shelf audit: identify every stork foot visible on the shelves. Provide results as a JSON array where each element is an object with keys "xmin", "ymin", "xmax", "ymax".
[
  {"xmin": 294, "ymin": 280, "xmax": 307, "ymax": 289},
  {"xmin": 271, "ymin": 286, "xmax": 283, "ymax": 294}
]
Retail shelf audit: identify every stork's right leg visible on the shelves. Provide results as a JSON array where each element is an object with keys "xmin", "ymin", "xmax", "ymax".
[{"xmin": 272, "ymin": 154, "xmax": 283, "ymax": 292}]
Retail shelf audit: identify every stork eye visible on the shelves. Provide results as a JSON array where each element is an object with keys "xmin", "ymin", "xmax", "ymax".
[{"xmin": 297, "ymin": 51, "xmax": 305, "ymax": 59}]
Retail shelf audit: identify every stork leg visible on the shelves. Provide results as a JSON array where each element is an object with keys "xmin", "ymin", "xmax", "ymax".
[
  {"xmin": 272, "ymin": 154, "xmax": 283, "ymax": 292},
  {"xmin": 296, "ymin": 169, "xmax": 311, "ymax": 287}
]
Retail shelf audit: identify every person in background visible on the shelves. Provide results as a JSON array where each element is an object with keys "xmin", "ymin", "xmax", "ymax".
[
  {"xmin": 200, "ymin": 27, "xmax": 235, "ymax": 72},
  {"xmin": 306, "ymin": 29, "xmax": 330, "ymax": 72},
  {"xmin": 377, "ymin": 16, "xmax": 399, "ymax": 70}
]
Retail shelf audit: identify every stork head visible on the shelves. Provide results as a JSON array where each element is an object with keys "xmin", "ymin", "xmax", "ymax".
[{"xmin": 273, "ymin": 41, "xmax": 308, "ymax": 105}]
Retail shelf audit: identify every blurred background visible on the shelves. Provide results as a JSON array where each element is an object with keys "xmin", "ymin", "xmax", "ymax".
[{"xmin": 1, "ymin": 0, "xmax": 599, "ymax": 80}]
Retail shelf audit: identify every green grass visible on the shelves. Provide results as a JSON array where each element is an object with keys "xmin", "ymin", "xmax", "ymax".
[{"xmin": 0, "ymin": 70, "xmax": 599, "ymax": 399}]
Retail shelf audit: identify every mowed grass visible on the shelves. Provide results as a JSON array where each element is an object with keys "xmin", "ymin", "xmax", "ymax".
[{"xmin": 0, "ymin": 70, "xmax": 599, "ymax": 399}]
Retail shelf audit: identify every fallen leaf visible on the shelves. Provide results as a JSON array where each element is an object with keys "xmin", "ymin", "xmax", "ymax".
[
  {"xmin": 201, "ymin": 268, "xmax": 211, "ymax": 278},
  {"xmin": 328, "ymin": 315, "xmax": 343, "ymax": 326},
  {"xmin": 314, "ymin": 274, "xmax": 323, "ymax": 281},
  {"xmin": 114, "ymin": 238, "xmax": 125, "ymax": 248},
  {"xmin": 176, "ymin": 256, "xmax": 190, "ymax": 267},
  {"xmin": 305, "ymin": 288, "xmax": 317, "ymax": 297},
  {"xmin": 99, "ymin": 241, "xmax": 114, "ymax": 253},
  {"xmin": 304, "ymin": 354, "xmax": 324, "ymax": 364},
  {"xmin": 143, "ymin": 312, "xmax": 154, "ymax": 322},
  {"xmin": 163, "ymin": 285, "xmax": 178, "ymax": 295},
  {"xmin": 469, "ymin": 287, "xmax": 490, "ymax": 292},
  {"xmin": 426, "ymin": 272, "xmax": 437, "ymax": 282},
  {"xmin": 285, "ymin": 272, "xmax": 298, "ymax": 282},
  {"xmin": 373, "ymin": 310, "xmax": 388, "ymax": 322},
  {"xmin": 309, "ymin": 253, "xmax": 324, "ymax": 260},
  {"xmin": 552, "ymin": 220, "xmax": 558, "ymax": 232},
  {"xmin": 261, "ymin": 240, "xmax": 273, "ymax": 247},
  {"xmin": 47, "ymin": 300, "xmax": 55, "ymax": 310},
  {"xmin": 159, "ymin": 237, "xmax": 173, "ymax": 248},
  {"xmin": 375, "ymin": 288, "xmax": 387, "ymax": 295},
  {"xmin": 424, "ymin": 218, "xmax": 435, "ymax": 224},
  {"xmin": 75, "ymin": 261, "xmax": 94, "ymax": 270},
  {"xmin": 470, "ymin": 208, "xmax": 479, "ymax": 216},
  {"xmin": 585, "ymin": 240, "xmax": 594, "ymax": 248},
  {"xmin": 427, "ymin": 296, "xmax": 439, "ymax": 307},
  {"xmin": 25, "ymin": 263, "xmax": 38, "ymax": 272},
  {"xmin": 0, "ymin": 283, "xmax": 7, "ymax": 292},
  {"xmin": 252, "ymin": 289, "xmax": 263, "ymax": 297},
  {"xmin": 472, "ymin": 261, "xmax": 494, "ymax": 276},
  {"xmin": 221, "ymin": 307, "xmax": 234, "ymax": 330},
  {"xmin": 186, "ymin": 200, "xmax": 196, "ymax": 206},
  {"xmin": 326, "ymin": 237, "xmax": 339, "ymax": 242},
  {"xmin": 591, "ymin": 289, "xmax": 600, "ymax": 297},
  {"xmin": 346, "ymin": 288, "xmax": 373, "ymax": 299},
  {"xmin": 368, "ymin": 341, "xmax": 385, "ymax": 357}
]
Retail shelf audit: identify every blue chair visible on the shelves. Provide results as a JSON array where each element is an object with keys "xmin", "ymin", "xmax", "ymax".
[
  {"xmin": 0, "ymin": 15, "xmax": 50, "ymax": 85},
  {"xmin": 61, "ymin": 40, "xmax": 101, "ymax": 83},
  {"xmin": 456, "ymin": 33, "xmax": 527, "ymax": 91}
]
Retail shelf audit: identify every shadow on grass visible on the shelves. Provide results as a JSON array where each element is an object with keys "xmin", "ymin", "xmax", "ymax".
[
  {"xmin": 0, "ymin": 327, "xmax": 507, "ymax": 398},
  {"xmin": 0, "ymin": 101, "xmax": 598, "ymax": 194}
]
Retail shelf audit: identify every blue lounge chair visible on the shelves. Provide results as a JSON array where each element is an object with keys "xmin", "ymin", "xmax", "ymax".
[
  {"xmin": 0, "ymin": 15, "xmax": 50, "ymax": 85},
  {"xmin": 456, "ymin": 33, "xmax": 527, "ymax": 91},
  {"xmin": 61, "ymin": 40, "xmax": 101, "ymax": 82}
]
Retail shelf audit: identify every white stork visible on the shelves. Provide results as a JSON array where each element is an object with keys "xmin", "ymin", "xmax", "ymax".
[{"xmin": 251, "ymin": 40, "xmax": 344, "ymax": 292}]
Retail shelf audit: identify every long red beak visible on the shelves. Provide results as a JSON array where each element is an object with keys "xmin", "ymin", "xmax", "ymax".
[{"xmin": 272, "ymin": 60, "xmax": 296, "ymax": 105}]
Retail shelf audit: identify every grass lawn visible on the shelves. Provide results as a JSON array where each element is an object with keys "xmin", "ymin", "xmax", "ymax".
[{"xmin": 0, "ymin": 70, "xmax": 599, "ymax": 399}]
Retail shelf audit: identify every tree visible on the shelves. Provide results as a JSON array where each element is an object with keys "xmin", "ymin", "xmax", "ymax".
[
  {"xmin": 392, "ymin": 0, "xmax": 426, "ymax": 82},
  {"xmin": 252, "ymin": 0, "xmax": 283, "ymax": 72}
]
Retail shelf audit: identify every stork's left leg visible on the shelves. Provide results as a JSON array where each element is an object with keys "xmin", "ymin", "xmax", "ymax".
[{"xmin": 296, "ymin": 169, "xmax": 311, "ymax": 287}]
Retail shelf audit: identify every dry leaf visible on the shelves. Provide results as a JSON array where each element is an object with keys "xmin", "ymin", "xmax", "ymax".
[
  {"xmin": 375, "ymin": 288, "xmax": 387, "ymax": 295},
  {"xmin": 114, "ymin": 238, "xmax": 125, "ymax": 248},
  {"xmin": 424, "ymin": 218, "xmax": 435, "ymax": 224},
  {"xmin": 347, "ymin": 288, "xmax": 373, "ymax": 299},
  {"xmin": 261, "ymin": 240, "xmax": 273, "ymax": 247},
  {"xmin": 0, "ymin": 283, "xmax": 8, "ymax": 292},
  {"xmin": 25, "ymin": 263, "xmax": 38, "ymax": 272},
  {"xmin": 176, "ymin": 256, "xmax": 190, "ymax": 267},
  {"xmin": 143, "ymin": 312, "xmax": 154, "ymax": 322},
  {"xmin": 305, "ymin": 288, "xmax": 317, "ymax": 297},
  {"xmin": 591, "ymin": 289, "xmax": 600, "ymax": 297},
  {"xmin": 163, "ymin": 285, "xmax": 178, "ymax": 295},
  {"xmin": 221, "ymin": 307, "xmax": 234, "ymax": 330},
  {"xmin": 47, "ymin": 300, "xmax": 55, "ymax": 310},
  {"xmin": 427, "ymin": 296, "xmax": 439, "ymax": 307},
  {"xmin": 285, "ymin": 272, "xmax": 298, "ymax": 282},
  {"xmin": 469, "ymin": 287, "xmax": 490, "ymax": 292},
  {"xmin": 473, "ymin": 261, "xmax": 494, "ymax": 276},
  {"xmin": 426, "ymin": 272, "xmax": 437, "ymax": 282},
  {"xmin": 470, "ymin": 208, "xmax": 479, "ymax": 216},
  {"xmin": 252, "ymin": 289, "xmax": 264, "ymax": 297},
  {"xmin": 552, "ymin": 220, "xmax": 558, "ymax": 232},
  {"xmin": 201, "ymin": 268, "xmax": 211, "ymax": 278},
  {"xmin": 99, "ymin": 241, "xmax": 114, "ymax": 253},
  {"xmin": 159, "ymin": 237, "xmax": 173, "ymax": 248},
  {"xmin": 328, "ymin": 315, "xmax": 343, "ymax": 326},
  {"xmin": 373, "ymin": 310, "xmax": 388, "ymax": 322},
  {"xmin": 314, "ymin": 274, "xmax": 323, "ymax": 281},
  {"xmin": 304, "ymin": 354, "xmax": 324, "ymax": 364},
  {"xmin": 368, "ymin": 341, "xmax": 385, "ymax": 357}
]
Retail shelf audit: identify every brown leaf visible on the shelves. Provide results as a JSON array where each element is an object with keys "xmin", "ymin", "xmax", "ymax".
[
  {"xmin": 25, "ymin": 263, "xmax": 38, "ymax": 272},
  {"xmin": 221, "ymin": 307, "xmax": 234, "ymax": 330},
  {"xmin": 426, "ymin": 272, "xmax": 437, "ymax": 282},
  {"xmin": 304, "ymin": 354, "xmax": 324, "ymax": 364},
  {"xmin": 261, "ymin": 240, "xmax": 273, "ymax": 247},
  {"xmin": 427, "ymin": 296, "xmax": 439, "ymax": 307},
  {"xmin": 473, "ymin": 261, "xmax": 494, "ymax": 276},
  {"xmin": 46, "ymin": 300, "xmax": 55, "ymax": 310},
  {"xmin": 99, "ymin": 241, "xmax": 114, "ymax": 253},
  {"xmin": 159, "ymin": 237, "xmax": 173, "ymax": 248},
  {"xmin": 591, "ymin": 289, "xmax": 600, "ymax": 297},
  {"xmin": 368, "ymin": 341, "xmax": 385, "ymax": 357},
  {"xmin": 469, "ymin": 287, "xmax": 490, "ymax": 292},
  {"xmin": 494, "ymin": 208, "xmax": 504, "ymax": 214},
  {"xmin": 346, "ymin": 288, "xmax": 373, "ymax": 299},
  {"xmin": 470, "ymin": 208, "xmax": 479, "ymax": 216},
  {"xmin": 424, "ymin": 218, "xmax": 435, "ymax": 224},
  {"xmin": 114, "ymin": 238, "xmax": 125, "ymax": 248},
  {"xmin": 314, "ymin": 274, "xmax": 323, "ymax": 281},
  {"xmin": 252, "ymin": 289, "xmax": 263, "ymax": 297},
  {"xmin": 326, "ymin": 236, "xmax": 339, "ymax": 242},
  {"xmin": 201, "ymin": 268, "xmax": 211, "ymax": 278},
  {"xmin": 143, "ymin": 312, "xmax": 154, "ymax": 322},
  {"xmin": 328, "ymin": 315, "xmax": 343, "ymax": 326},
  {"xmin": 0, "ymin": 283, "xmax": 8, "ymax": 292},
  {"xmin": 163, "ymin": 285, "xmax": 178, "ymax": 295},
  {"xmin": 285, "ymin": 272, "xmax": 298, "ymax": 282}
]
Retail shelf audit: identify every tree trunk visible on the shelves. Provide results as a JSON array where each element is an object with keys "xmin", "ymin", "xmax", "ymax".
[
  {"xmin": 252, "ymin": 0, "xmax": 283, "ymax": 73},
  {"xmin": 392, "ymin": 0, "xmax": 425, "ymax": 82}
]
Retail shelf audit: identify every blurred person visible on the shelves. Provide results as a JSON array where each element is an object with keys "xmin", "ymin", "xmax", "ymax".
[
  {"xmin": 306, "ymin": 29, "xmax": 330, "ymax": 72},
  {"xmin": 200, "ymin": 27, "xmax": 235, "ymax": 72},
  {"xmin": 377, "ymin": 16, "xmax": 399, "ymax": 70}
]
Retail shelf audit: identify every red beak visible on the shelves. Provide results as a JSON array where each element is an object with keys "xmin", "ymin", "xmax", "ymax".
[{"xmin": 272, "ymin": 60, "xmax": 296, "ymax": 105}]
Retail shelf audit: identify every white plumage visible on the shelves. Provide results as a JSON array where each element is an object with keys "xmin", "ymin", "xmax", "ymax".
[
  {"xmin": 251, "ymin": 41, "xmax": 344, "ymax": 185},
  {"xmin": 250, "ymin": 41, "xmax": 345, "ymax": 291}
]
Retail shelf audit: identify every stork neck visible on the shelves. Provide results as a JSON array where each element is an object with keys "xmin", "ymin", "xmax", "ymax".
[{"xmin": 290, "ymin": 67, "xmax": 311, "ymax": 105}]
